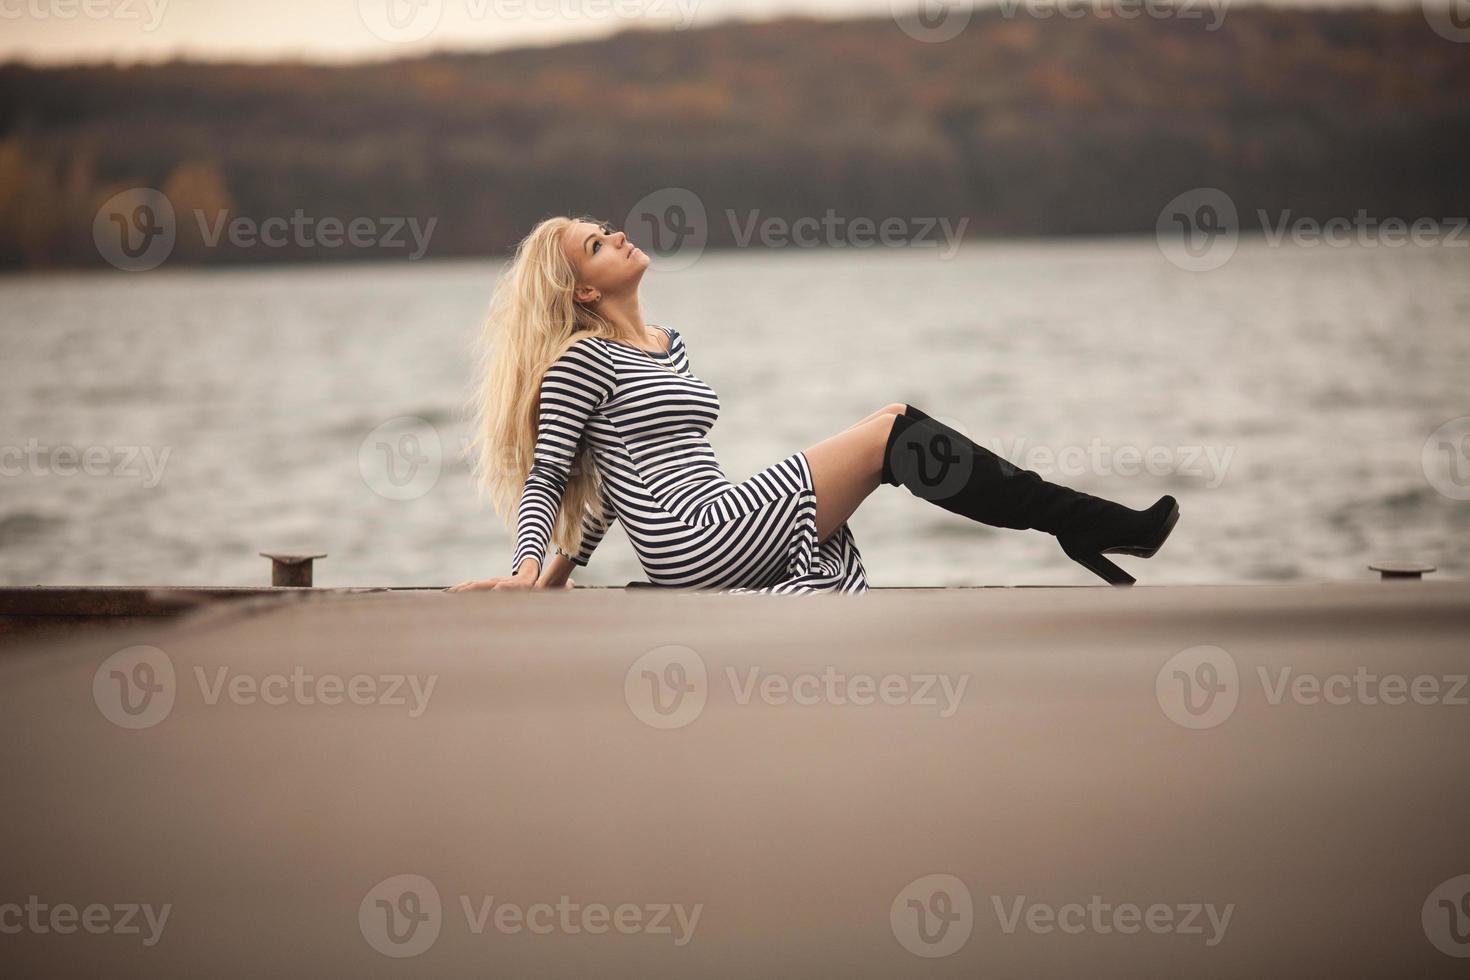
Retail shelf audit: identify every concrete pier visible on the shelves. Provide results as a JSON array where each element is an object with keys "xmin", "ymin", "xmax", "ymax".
[{"xmin": 1, "ymin": 582, "xmax": 1467, "ymax": 977}]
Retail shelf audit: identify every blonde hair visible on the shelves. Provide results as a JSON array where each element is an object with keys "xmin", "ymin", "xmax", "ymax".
[{"xmin": 465, "ymin": 214, "xmax": 637, "ymax": 562}]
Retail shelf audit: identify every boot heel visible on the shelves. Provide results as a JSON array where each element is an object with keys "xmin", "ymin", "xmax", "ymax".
[{"xmin": 1064, "ymin": 547, "xmax": 1136, "ymax": 586}]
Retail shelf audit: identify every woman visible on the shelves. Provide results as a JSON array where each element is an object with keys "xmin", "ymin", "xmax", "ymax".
[{"xmin": 449, "ymin": 215, "xmax": 1178, "ymax": 594}]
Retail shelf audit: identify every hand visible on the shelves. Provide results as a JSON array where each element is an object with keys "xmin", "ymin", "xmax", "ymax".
[{"xmin": 445, "ymin": 576, "xmax": 531, "ymax": 592}]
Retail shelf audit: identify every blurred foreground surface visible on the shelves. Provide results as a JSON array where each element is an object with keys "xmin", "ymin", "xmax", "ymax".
[{"xmin": 2, "ymin": 582, "xmax": 1468, "ymax": 976}]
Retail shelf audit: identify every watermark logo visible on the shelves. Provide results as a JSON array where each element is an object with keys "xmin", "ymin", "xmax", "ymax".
[
  {"xmin": 624, "ymin": 187, "xmax": 709, "ymax": 273},
  {"xmin": 1156, "ymin": 645, "xmax": 1238, "ymax": 729},
  {"xmin": 995, "ymin": 0, "xmax": 1229, "ymax": 30},
  {"xmin": 358, "ymin": 0, "xmax": 443, "ymax": 43},
  {"xmin": 884, "ymin": 415, "xmax": 978, "ymax": 503},
  {"xmin": 625, "ymin": 645, "xmax": 707, "ymax": 729},
  {"xmin": 92, "ymin": 645, "xmax": 176, "ymax": 730},
  {"xmin": 360, "ymin": 416, "xmax": 443, "ymax": 501},
  {"xmin": 1, "ymin": 439, "xmax": 171, "ymax": 488},
  {"xmin": 1423, "ymin": 0, "xmax": 1470, "ymax": 43},
  {"xmin": 1258, "ymin": 210, "xmax": 1467, "ymax": 250},
  {"xmin": 890, "ymin": 874, "xmax": 974, "ymax": 957},
  {"xmin": 891, "ymin": 0, "xmax": 972, "ymax": 43},
  {"xmin": 93, "ymin": 188, "xmax": 175, "ymax": 272},
  {"xmin": 360, "ymin": 874, "xmax": 443, "ymax": 958},
  {"xmin": 727, "ymin": 209, "xmax": 968, "ymax": 258},
  {"xmin": 194, "ymin": 666, "xmax": 437, "ymax": 716},
  {"xmin": 1258, "ymin": 666, "xmax": 1466, "ymax": 707},
  {"xmin": 1156, "ymin": 187, "xmax": 1238, "ymax": 272},
  {"xmin": 359, "ymin": 0, "xmax": 700, "ymax": 45},
  {"xmin": 891, "ymin": 876, "xmax": 1233, "ymax": 952},
  {"xmin": 0, "ymin": 897, "xmax": 171, "ymax": 946},
  {"xmin": 193, "ymin": 209, "xmax": 437, "ymax": 258},
  {"xmin": 727, "ymin": 666, "xmax": 967, "ymax": 716},
  {"xmin": 1423, "ymin": 874, "xmax": 1470, "ymax": 957},
  {"xmin": 1422, "ymin": 416, "xmax": 1470, "ymax": 501},
  {"xmin": 0, "ymin": 0, "xmax": 170, "ymax": 31},
  {"xmin": 623, "ymin": 191, "xmax": 967, "ymax": 268},
  {"xmin": 992, "ymin": 894, "xmax": 1233, "ymax": 945},
  {"xmin": 360, "ymin": 876, "xmax": 701, "ymax": 953},
  {"xmin": 987, "ymin": 436, "xmax": 1233, "ymax": 489}
]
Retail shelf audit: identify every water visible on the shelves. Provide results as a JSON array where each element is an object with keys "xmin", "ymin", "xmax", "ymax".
[{"xmin": 2, "ymin": 238, "xmax": 1467, "ymax": 588}]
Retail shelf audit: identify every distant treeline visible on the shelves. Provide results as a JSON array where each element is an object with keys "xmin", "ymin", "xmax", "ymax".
[{"xmin": 1, "ymin": 8, "xmax": 1467, "ymax": 268}]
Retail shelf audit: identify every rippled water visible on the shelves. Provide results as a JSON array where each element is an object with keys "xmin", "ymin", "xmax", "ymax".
[{"xmin": 2, "ymin": 238, "xmax": 1467, "ymax": 588}]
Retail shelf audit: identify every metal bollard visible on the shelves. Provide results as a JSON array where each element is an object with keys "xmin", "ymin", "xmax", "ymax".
[
  {"xmin": 1367, "ymin": 561, "xmax": 1436, "ymax": 582},
  {"xmin": 260, "ymin": 552, "xmax": 327, "ymax": 587}
]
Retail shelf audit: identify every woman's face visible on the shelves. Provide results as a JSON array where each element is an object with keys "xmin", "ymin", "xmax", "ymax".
[{"xmin": 562, "ymin": 219, "xmax": 650, "ymax": 305}]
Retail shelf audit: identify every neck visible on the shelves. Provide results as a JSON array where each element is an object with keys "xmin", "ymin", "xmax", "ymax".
[{"xmin": 593, "ymin": 294, "xmax": 651, "ymax": 344}]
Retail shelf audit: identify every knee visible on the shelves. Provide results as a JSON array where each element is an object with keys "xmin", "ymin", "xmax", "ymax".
[
  {"xmin": 868, "ymin": 411, "xmax": 902, "ymax": 448},
  {"xmin": 868, "ymin": 412, "xmax": 903, "ymax": 474},
  {"xmin": 876, "ymin": 402, "xmax": 908, "ymax": 418}
]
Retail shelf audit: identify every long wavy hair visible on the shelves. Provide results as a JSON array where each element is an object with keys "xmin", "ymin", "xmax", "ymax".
[{"xmin": 466, "ymin": 214, "xmax": 641, "ymax": 562}]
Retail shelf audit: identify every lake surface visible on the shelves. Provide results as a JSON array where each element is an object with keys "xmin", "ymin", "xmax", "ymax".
[{"xmin": 2, "ymin": 238, "xmax": 1466, "ymax": 588}]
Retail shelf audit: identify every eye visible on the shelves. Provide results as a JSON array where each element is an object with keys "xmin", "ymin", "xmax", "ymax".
[{"xmin": 592, "ymin": 223, "xmax": 616, "ymax": 254}]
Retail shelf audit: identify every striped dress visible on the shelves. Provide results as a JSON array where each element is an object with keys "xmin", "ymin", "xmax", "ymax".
[{"xmin": 511, "ymin": 325, "xmax": 869, "ymax": 594}]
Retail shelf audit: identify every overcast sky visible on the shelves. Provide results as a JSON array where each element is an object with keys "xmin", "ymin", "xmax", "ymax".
[{"xmin": 0, "ymin": 0, "xmax": 1421, "ymax": 64}]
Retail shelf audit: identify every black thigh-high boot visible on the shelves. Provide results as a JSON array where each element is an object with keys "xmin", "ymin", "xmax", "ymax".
[{"xmin": 882, "ymin": 405, "xmax": 1179, "ymax": 585}]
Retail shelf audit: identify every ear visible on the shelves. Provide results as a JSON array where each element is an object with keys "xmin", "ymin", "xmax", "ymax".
[{"xmin": 573, "ymin": 282, "xmax": 599, "ymax": 304}]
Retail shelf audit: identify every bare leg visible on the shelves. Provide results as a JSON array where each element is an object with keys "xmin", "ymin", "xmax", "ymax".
[{"xmin": 804, "ymin": 403, "xmax": 908, "ymax": 543}]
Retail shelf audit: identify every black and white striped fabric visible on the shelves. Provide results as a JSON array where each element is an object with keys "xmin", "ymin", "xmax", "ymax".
[{"xmin": 512, "ymin": 325, "xmax": 869, "ymax": 593}]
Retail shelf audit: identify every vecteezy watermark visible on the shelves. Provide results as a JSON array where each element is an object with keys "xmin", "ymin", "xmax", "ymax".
[
  {"xmin": 1258, "ymin": 210, "xmax": 1468, "ymax": 250},
  {"xmin": 1155, "ymin": 187, "xmax": 1239, "ymax": 272},
  {"xmin": 624, "ymin": 188, "xmax": 709, "ymax": 272},
  {"xmin": 995, "ymin": 0, "xmax": 1229, "ymax": 31},
  {"xmin": 725, "ymin": 666, "xmax": 968, "ymax": 716},
  {"xmin": 92, "ymin": 646, "xmax": 439, "ymax": 729},
  {"xmin": 987, "ymin": 436, "xmax": 1234, "ymax": 489},
  {"xmin": 193, "ymin": 209, "xmax": 436, "ymax": 259},
  {"xmin": 727, "ymin": 209, "xmax": 969, "ymax": 259},
  {"xmin": 1423, "ymin": 0, "xmax": 1470, "ymax": 43},
  {"xmin": 360, "ymin": 416, "xmax": 444, "ymax": 502},
  {"xmin": 0, "ymin": 897, "xmax": 171, "ymax": 947},
  {"xmin": 93, "ymin": 646, "xmax": 177, "ymax": 730},
  {"xmin": 360, "ymin": 874, "xmax": 442, "ymax": 958},
  {"xmin": 624, "ymin": 646, "xmax": 709, "ymax": 730},
  {"xmin": 990, "ymin": 895, "xmax": 1233, "ymax": 946},
  {"xmin": 623, "ymin": 646, "xmax": 969, "ymax": 729},
  {"xmin": 0, "ymin": 0, "xmax": 169, "ymax": 31},
  {"xmin": 358, "ymin": 874, "xmax": 702, "ymax": 958},
  {"xmin": 357, "ymin": 0, "xmax": 700, "ymax": 45},
  {"xmin": 890, "ymin": 874, "xmax": 974, "ymax": 958},
  {"xmin": 1423, "ymin": 874, "xmax": 1470, "ymax": 958},
  {"xmin": 0, "ymin": 439, "xmax": 171, "ymax": 489},
  {"xmin": 891, "ymin": 0, "xmax": 972, "ymax": 43},
  {"xmin": 1422, "ymin": 416, "xmax": 1470, "ymax": 501},
  {"xmin": 93, "ymin": 188, "xmax": 175, "ymax": 272},
  {"xmin": 193, "ymin": 666, "xmax": 437, "ymax": 716},
  {"xmin": 623, "ymin": 188, "xmax": 968, "ymax": 271},
  {"xmin": 92, "ymin": 188, "xmax": 437, "ymax": 271},
  {"xmin": 882, "ymin": 413, "xmax": 979, "ymax": 503},
  {"xmin": 1157, "ymin": 187, "xmax": 1469, "ymax": 271},
  {"xmin": 1157, "ymin": 645, "xmax": 1468, "ymax": 730},
  {"xmin": 1155, "ymin": 645, "xmax": 1240, "ymax": 730},
  {"xmin": 1257, "ymin": 666, "xmax": 1468, "ymax": 708},
  {"xmin": 890, "ymin": 875, "xmax": 1233, "ymax": 956}
]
